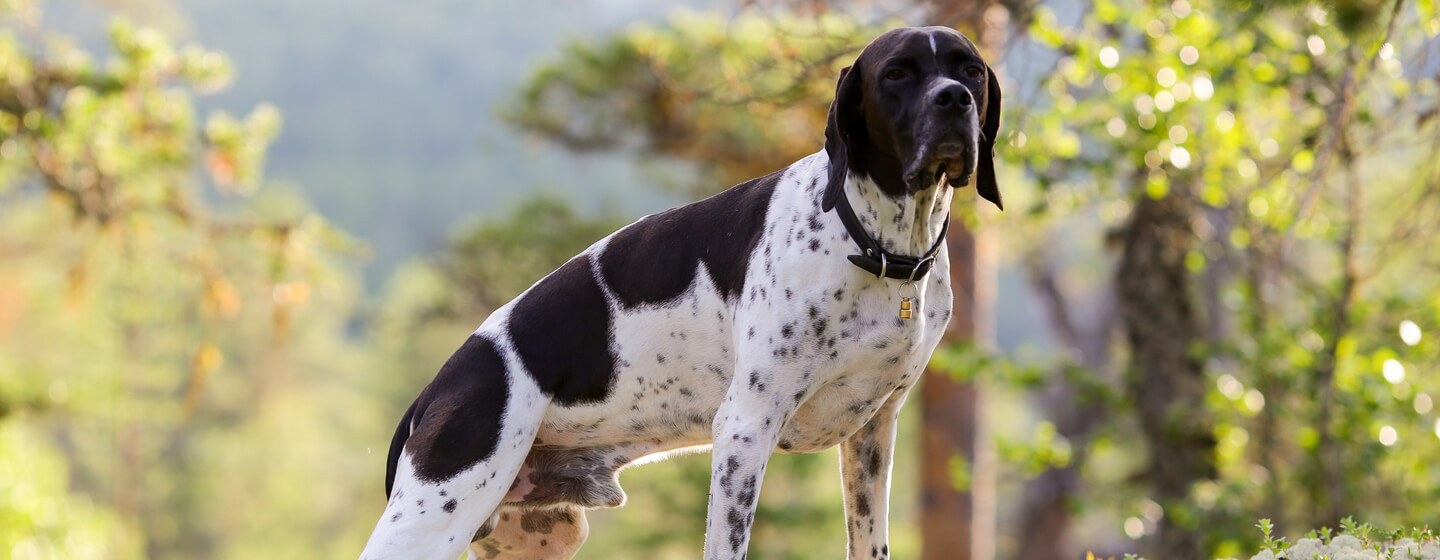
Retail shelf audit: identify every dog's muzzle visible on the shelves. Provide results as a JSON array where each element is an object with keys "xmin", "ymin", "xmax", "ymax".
[{"xmin": 903, "ymin": 80, "xmax": 981, "ymax": 191}]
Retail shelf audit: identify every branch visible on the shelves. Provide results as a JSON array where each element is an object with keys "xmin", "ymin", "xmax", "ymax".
[{"xmin": 1285, "ymin": 0, "xmax": 1408, "ymax": 241}]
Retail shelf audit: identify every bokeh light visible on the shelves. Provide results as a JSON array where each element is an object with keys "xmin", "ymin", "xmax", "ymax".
[
  {"xmin": 1249, "ymin": 197, "xmax": 1269, "ymax": 218},
  {"xmin": 1400, "ymin": 320, "xmax": 1422, "ymax": 345},
  {"xmin": 1237, "ymin": 158, "xmax": 1258, "ymax": 179},
  {"xmin": 1155, "ymin": 91, "xmax": 1175, "ymax": 112},
  {"xmin": 1259, "ymin": 138, "xmax": 1279, "ymax": 158},
  {"xmin": 1135, "ymin": 93, "xmax": 1155, "ymax": 113},
  {"xmin": 1169, "ymin": 125, "xmax": 1188, "ymax": 144},
  {"xmin": 1124, "ymin": 517, "xmax": 1145, "ymax": 539},
  {"xmin": 1172, "ymin": 0, "xmax": 1192, "ymax": 18},
  {"xmin": 1383, "ymin": 359, "xmax": 1406, "ymax": 384},
  {"xmin": 1157, "ymin": 67, "xmax": 1177, "ymax": 88},
  {"xmin": 1215, "ymin": 110, "xmax": 1235, "ymax": 131},
  {"xmin": 1379, "ymin": 426, "xmax": 1398, "ymax": 446},
  {"xmin": 1100, "ymin": 46, "xmax": 1120, "ymax": 68},
  {"xmin": 1172, "ymin": 81, "xmax": 1192, "ymax": 101},
  {"xmin": 1146, "ymin": 20, "xmax": 1166, "ymax": 38},
  {"xmin": 1107, "ymin": 117, "xmax": 1128, "ymax": 137},
  {"xmin": 1170, "ymin": 146, "xmax": 1191, "ymax": 169},
  {"xmin": 1193, "ymin": 75, "xmax": 1214, "ymax": 100},
  {"xmin": 1180, "ymin": 45, "xmax": 1199, "ymax": 65},
  {"xmin": 1244, "ymin": 389, "xmax": 1265, "ymax": 412},
  {"xmin": 1218, "ymin": 374, "xmax": 1244, "ymax": 399}
]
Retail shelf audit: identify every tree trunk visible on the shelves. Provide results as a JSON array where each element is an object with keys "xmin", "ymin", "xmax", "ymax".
[
  {"xmin": 920, "ymin": 210, "xmax": 995, "ymax": 560},
  {"xmin": 1015, "ymin": 257, "xmax": 1115, "ymax": 560},
  {"xmin": 1115, "ymin": 186, "xmax": 1216, "ymax": 560}
]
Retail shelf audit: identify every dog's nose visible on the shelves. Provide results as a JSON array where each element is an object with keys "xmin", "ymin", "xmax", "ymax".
[{"xmin": 931, "ymin": 83, "xmax": 973, "ymax": 109}]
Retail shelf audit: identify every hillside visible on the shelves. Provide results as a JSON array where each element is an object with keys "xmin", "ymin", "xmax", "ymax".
[{"xmin": 49, "ymin": 0, "xmax": 697, "ymax": 285}]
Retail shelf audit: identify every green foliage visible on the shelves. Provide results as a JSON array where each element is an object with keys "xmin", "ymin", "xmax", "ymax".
[
  {"xmin": 1258, "ymin": 518, "xmax": 1287, "ymax": 551},
  {"xmin": 444, "ymin": 196, "xmax": 627, "ymax": 312},
  {"xmin": 1010, "ymin": 0, "xmax": 1440, "ymax": 554},
  {"xmin": 0, "ymin": 6, "xmax": 378, "ymax": 559},
  {"xmin": 0, "ymin": 421, "xmax": 142, "ymax": 559},
  {"xmin": 507, "ymin": 10, "xmax": 892, "ymax": 197}
]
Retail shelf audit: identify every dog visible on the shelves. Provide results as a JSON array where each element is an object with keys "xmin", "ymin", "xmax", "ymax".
[{"xmin": 360, "ymin": 26, "xmax": 1002, "ymax": 560}]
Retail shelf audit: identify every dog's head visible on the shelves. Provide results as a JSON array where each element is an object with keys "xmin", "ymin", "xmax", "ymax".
[{"xmin": 823, "ymin": 26, "xmax": 1004, "ymax": 211}]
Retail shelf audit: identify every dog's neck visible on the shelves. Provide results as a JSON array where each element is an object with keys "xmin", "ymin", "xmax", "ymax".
[{"xmin": 841, "ymin": 171, "xmax": 953, "ymax": 257}]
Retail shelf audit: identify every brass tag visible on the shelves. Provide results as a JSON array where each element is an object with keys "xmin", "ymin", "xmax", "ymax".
[{"xmin": 899, "ymin": 297, "xmax": 913, "ymax": 319}]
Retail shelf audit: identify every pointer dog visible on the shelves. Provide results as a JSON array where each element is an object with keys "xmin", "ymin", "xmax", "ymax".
[{"xmin": 361, "ymin": 26, "xmax": 1003, "ymax": 560}]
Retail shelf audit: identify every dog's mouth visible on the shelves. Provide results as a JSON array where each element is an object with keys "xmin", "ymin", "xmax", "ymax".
[{"xmin": 903, "ymin": 141, "xmax": 977, "ymax": 192}]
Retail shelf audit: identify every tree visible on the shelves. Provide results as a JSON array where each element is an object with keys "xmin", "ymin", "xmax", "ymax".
[
  {"xmin": 1011, "ymin": 0, "xmax": 1440, "ymax": 556},
  {"xmin": 915, "ymin": 3, "xmax": 1011, "ymax": 559},
  {"xmin": 0, "ymin": 8, "xmax": 373, "ymax": 558}
]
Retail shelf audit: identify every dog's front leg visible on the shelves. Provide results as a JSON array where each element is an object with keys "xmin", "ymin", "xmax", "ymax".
[
  {"xmin": 839, "ymin": 388, "xmax": 908, "ymax": 560},
  {"xmin": 703, "ymin": 373, "xmax": 795, "ymax": 560}
]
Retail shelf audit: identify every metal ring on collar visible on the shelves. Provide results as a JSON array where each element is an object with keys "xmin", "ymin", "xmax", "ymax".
[
  {"xmin": 878, "ymin": 253, "xmax": 888, "ymax": 279},
  {"xmin": 908, "ymin": 256, "xmax": 933, "ymax": 283}
]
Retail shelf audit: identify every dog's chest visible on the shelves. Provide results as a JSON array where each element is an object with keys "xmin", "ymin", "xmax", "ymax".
[{"xmin": 764, "ymin": 270, "xmax": 951, "ymax": 453}]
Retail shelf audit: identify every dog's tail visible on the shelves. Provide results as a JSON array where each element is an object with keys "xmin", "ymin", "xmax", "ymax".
[{"xmin": 384, "ymin": 400, "xmax": 419, "ymax": 498}]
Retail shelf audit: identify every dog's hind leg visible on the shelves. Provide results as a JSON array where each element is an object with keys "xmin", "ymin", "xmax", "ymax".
[
  {"xmin": 468, "ymin": 506, "xmax": 589, "ymax": 560},
  {"xmin": 360, "ymin": 335, "xmax": 550, "ymax": 560}
]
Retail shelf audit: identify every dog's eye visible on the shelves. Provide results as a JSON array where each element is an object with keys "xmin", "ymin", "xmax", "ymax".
[
  {"xmin": 884, "ymin": 68, "xmax": 908, "ymax": 81},
  {"xmin": 965, "ymin": 66, "xmax": 983, "ymax": 78}
]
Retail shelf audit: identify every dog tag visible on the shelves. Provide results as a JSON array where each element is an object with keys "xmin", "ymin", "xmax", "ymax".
[{"xmin": 899, "ymin": 297, "xmax": 913, "ymax": 319}]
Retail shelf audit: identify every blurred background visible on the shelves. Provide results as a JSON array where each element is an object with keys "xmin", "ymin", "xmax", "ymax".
[{"xmin": 1, "ymin": 0, "xmax": 1437, "ymax": 558}]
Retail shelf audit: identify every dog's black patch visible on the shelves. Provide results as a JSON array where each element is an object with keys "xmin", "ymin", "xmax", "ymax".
[
  {"xmin": 403, "ymin": 335, "xmax": 510, "ymax": 484},
  {"xmin": 727, "ymin": 506, "xmax": 747, "ymax": 552},
  {"xmin": 599, "ymin": 169, "xmax": 780, "ymax": 308},
  {"xmin": 384, "ymin": 399, "xmax": 418, "ymax": 497},
  {"xmin": 509, "ymin": 255, "xmax": 616, "ymax": 406},
  {"xmin": 854, "ymin": 492, "xmax": 871, "ymax": 517}
]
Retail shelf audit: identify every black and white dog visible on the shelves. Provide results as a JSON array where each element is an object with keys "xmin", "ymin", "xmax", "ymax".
[{"xmin": 360, "ymin": 26, "xmax": 1003, "ymax": 560}]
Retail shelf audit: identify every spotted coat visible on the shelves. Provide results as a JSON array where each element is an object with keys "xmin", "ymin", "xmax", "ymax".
[{"xmin": 359, "ymin": 25, "xmax": 1003, "ymax": 560}]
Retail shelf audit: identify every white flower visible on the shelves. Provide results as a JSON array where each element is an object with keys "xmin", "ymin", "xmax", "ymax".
[
  {"xmin": 1389, "ymin": 538, "xmax": 1420, "ymax": 560},
  {"xmin": 1328, "ymin": 535, "xmax": 1364, "ymax": 551},
  {"xmin": 1249, "ymin": 550, "xmax": 1276, "ymax": 560},
  {"xmin": 1248, "ymin": 528, "xmax": 1440, "ymax": 560},
  {"xmin": 1285, "ymin": 538, "xmax": 1323, "ymax": 559}
]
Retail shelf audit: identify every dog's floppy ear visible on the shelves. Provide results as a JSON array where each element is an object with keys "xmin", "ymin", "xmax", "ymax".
[
  {"xmin": 822, "ymin": 63, "xmax": 862, "ymax": 212},
  {"xmin": 975, "ymin": 65, "xmax": 1004, "ymax": 211}
]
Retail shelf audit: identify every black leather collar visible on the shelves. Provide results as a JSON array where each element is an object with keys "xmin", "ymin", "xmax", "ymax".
[{"xmin": 829, "ymin": 183, "xmax": 949, "ymax": 281}]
